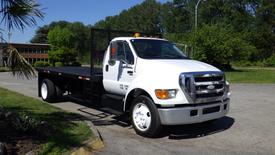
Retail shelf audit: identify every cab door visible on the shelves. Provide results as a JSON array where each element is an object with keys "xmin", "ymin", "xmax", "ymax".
[{"xmin": 103, "ymin": 40, "xmax": 135, "ymax": 95}]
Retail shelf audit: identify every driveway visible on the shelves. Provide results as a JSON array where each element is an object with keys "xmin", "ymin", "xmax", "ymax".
[{"xmin": 0, "ymin": 72, "xmax": 274, "ymax": 155}]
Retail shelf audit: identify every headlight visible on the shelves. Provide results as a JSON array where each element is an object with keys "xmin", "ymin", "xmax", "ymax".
[
  {"xmin": 225, "ymin": 81, "xmax": 231, "ymax": 97},
  {"xmin": 155, "ymin": 89, "xmax": 177, "ymax": 99}
]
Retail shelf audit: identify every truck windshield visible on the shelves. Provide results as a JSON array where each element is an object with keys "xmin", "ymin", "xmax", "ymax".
[{"xmin": 130, "ymin": 39, "xmax": 188, "ymax": 59}]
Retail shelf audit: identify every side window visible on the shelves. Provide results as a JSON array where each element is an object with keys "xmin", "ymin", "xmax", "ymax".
[
  {"xmin": 110, "ymin": 41, "xmax": 134, "ymax": 64},
  {"xmin": 123, "ymin": 42, "xmax": 134, "ymax": 64},
  {"xmin": 117, "ymin": 42, "xmax": 125, "ymax": 61}
]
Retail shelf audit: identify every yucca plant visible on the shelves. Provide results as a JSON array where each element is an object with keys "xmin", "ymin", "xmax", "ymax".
[
  {"xmin": 0, "ymin": 0, "xmax": 44, "ymax": 78},
  {"xmin": 7, "ymin": 45, "xmax": 36, "ymax": 79},
  {"xmin": 1, "ymin": 0, "xmax": 44, "ymax": 30}
]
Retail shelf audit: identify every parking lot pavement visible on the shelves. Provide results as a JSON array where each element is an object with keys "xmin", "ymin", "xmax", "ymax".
[{"xmin": 0, "ymin": 72, "xmax": 275, "ymax": 155}]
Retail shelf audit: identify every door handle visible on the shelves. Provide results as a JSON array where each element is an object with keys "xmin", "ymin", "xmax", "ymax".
[
  {"xmin": 127, "ymin": 70, "xmax": 133, "ymax": 76},
  {"xmin": 105, "ymin": 65, "xmax": 109, "ymax": 72}
]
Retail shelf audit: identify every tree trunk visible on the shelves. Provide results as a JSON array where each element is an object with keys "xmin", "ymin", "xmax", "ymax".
[{"xmin": 0, "ymin": 47, "xmax": 3, "ymax": 66}]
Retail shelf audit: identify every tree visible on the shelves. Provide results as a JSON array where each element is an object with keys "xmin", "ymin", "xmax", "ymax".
[
  {"xmin": 66, "ymin": 22, "xmax": 90, "ymax": 58},
  {"xmin": 30, "ymin": 21, "xmax": 70, "ymax": 43},
  {"xmin": 29, "ymin": 25, "xmax": 49, "ymax": 43},
  {"xmin": 0, "ymin": 0, "xmax": 44, "ymax": 79},
  {"xmin": 48, "ymin": 26, "xmax": 74, "ymax": 50},
  {"xmin": 31, "ymin": 21, "xmax": 90, "ymax": 59},
  {"xmin": 162, "ymin": 0, "xmax": 193, "ymax": 33},
  {"xmin": 251, "ymin": 0, "xmax": 275, "ymax": 60},
  {"xmin": 94, "ymin": 0, "xmax": 162, "ymax": 33},
  {"xmin": 165, "ymin": 0, "xmax": 275, "ymax": 66},
  {"xmin": 29, "ymin": 0, "xmax": 275, "ymax": 67},
  {"xmin": 47, "ymin": 26, "xmax": 78, "ymax": 65},
  {"xmin": 191, "ymin": 24, "xmax": 256, "ymax": 70}
]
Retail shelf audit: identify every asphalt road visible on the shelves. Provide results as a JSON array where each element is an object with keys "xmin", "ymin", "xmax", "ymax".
[{"xmin": 0, "ymin": 72, "xmax": 275, "ymax": 155}]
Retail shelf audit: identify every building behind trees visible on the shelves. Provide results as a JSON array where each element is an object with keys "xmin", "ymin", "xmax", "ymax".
[{"xmin": 0, "ymin": 43, "xmax": 50, "ymax": 66}]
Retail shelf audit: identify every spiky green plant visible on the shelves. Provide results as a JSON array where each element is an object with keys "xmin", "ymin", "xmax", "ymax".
[
  {"xmin": 7, "ymin": 45, "xmax": 36, "ymax": 79},
  {"xmin": 1, "ymin": 0, "xmax": 44, "ymax": 30},
  {"xmin": 0, "ymin": 0, "xmax": 44, "ymax": 79}
]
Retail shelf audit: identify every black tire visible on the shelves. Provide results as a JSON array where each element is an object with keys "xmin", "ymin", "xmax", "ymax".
[
  {"xmin": 130, "ymin": 95, "xmax": 162, "ymax": 137},
  {"xmin": 40, "ymin": 79, "xmax": 57, "ymax": 103}
]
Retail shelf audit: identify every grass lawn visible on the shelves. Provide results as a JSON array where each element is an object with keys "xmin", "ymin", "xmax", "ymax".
[
  {"xmin": 225, "ymin": 67, "xmax": 275, "ymax": 83},
  {"xmin": 0, "ymin": 87, "xmax": 93, "ymax": 154},
  {"xmin": 0, "ymin": 67, "xmax": 9, "ymax": 72}
]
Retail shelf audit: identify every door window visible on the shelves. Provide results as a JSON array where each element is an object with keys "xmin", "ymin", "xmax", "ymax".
[{"xmin": 110, "ymin": 41, "xmax": 134, "ymax": 64}]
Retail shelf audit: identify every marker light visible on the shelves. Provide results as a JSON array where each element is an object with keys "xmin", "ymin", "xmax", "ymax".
[
  {"xmin": 134, "ymin": 32, "xmax": 141, "ymax": 37},
  {"xmin": 155, "ymin": 89, "xmax": 177, "ymax": 99}
]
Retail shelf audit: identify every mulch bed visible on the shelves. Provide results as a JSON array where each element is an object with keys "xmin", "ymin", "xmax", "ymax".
[{"xmin": 0, "ymin": 119, "xmax": 42, "ymax": 155}]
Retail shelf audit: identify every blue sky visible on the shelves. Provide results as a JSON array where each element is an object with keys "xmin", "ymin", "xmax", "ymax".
[{"xmin": 1, "ymin": 0, "xmax": 169, "ymax": 43}]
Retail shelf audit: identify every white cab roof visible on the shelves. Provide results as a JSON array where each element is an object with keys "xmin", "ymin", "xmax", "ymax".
[{"xmin": 112, "ymin": 37, "xmax": 168, "ymax": 42}]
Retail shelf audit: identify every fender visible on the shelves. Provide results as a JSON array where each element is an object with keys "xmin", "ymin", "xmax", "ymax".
[{"xmin": 123, "ymin": 71, "xmax": 189, "ymax": 111}]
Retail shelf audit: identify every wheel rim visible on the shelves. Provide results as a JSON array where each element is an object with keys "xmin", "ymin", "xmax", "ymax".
[
  {"xmin": 41, "ymin": 83, "xmax": 48, "ymax": 100},
  {"xmin": 132, "ymin": 102, "xmax": 151, "ymax": 132}
]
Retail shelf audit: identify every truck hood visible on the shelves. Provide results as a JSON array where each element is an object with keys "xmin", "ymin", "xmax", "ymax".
[{"xmin": 137, "ymin": 59, "xmax": 221, "ymax": 74}]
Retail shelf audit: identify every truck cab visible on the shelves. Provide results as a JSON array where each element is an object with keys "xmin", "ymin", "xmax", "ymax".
[{"xmin": 102, "ymin": 36, "xmax": 230, "ymax": 137}]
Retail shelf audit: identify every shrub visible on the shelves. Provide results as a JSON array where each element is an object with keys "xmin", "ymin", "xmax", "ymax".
[
  {"xmin": 0, "ymin": 67, "xmax": 9, "ymax": 72},
  {"xmin": 70, "ymin": 61, "xmax": 81, "ymax": 66},
  {"xmin": 233, "ymin": 61, "xmax": 253, "ymax": 67},
  {"xmin": 48, "ymin": 47, "xmax": 78, "ymax": 66},
  {"xmin": 263, "ymin": 54, "xmax": 275, "ymax": 67},
  {"xmin": 34, "ymin": 61, "xmax": 51, "ymax": 67},
  {"xmin": 55, "ymin": 62, "xmax": 64, "ymax": 67},
  {"xmin": 254, "ymin": 61, "xmax": 265, "ymax": 67}
]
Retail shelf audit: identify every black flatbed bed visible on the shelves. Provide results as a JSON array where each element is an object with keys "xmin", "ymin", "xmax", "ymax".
[{"xmin": 37, "ymin": 67, "xmax": 103, "ymax": 81}]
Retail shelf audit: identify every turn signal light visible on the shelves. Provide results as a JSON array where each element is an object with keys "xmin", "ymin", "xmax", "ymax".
[
  {"xmin": 155, "ymin": 89, "xmax": 177, "ymax": 99},
  {"xmin": 155, "ymin": 89, "xmax": 169, "ymax": 99}
]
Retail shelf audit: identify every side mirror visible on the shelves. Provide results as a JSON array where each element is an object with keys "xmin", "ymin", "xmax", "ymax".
[{"xmin": 108, "ymin": 59, "xmax": 116, "ymax": 66}]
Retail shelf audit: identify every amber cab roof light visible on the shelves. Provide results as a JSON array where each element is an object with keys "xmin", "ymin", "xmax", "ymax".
[{"xmin": 134, "ymin": 32, "xmax": 141, "ymax": 38}]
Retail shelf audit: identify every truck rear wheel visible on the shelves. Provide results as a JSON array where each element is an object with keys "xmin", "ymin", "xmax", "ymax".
[
  {"xmin": 130, "ymin": 95, "xmax": 162, "ymax": 137},
  {"xmin": 41, "ymin": 79, "xmax": 58, "ymax": 103}
]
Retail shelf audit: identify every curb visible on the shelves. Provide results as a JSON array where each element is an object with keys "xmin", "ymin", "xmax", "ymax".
[
  {"xmin": 85, "ymin": 120, "xmax": 104, "ymax": 143},
  {"xmin": 70, "ymin": 121, "xmax": 104, "ymax": 155}
]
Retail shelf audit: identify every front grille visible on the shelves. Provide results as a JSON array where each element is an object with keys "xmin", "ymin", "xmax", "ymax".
[
  {"xmin": 194, "ymin": 76, "xmax": 223, "ymax": 82},
  {"xmin": 179, "ymin": 71, "xmax": 226, "ymax": 103},
  {"xmin": 196, "ymin": 84, "xmax": 223, "ymax": 90}
]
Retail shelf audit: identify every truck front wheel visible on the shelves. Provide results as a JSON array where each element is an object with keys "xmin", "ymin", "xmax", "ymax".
[
  {"xmin": 130, "ymin": 95, "xmax": 162, "ymax": 137},
  {"xmin": 41, "ymin": 79, "xmax": 58, "ymax": 103}
]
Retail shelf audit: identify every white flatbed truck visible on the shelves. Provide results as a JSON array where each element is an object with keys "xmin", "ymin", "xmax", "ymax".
[{"xmin": 37, "ymin": 29, "xmax": 230, "ymax": 137}]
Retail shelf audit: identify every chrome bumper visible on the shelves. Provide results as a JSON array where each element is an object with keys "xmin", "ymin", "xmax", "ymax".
[{"xmin": 158, "ymin": 99, "xmax": 230, "ymax": 125}]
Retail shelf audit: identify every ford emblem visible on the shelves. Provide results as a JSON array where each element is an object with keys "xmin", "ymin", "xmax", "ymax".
[{"xmin": 207, "ymin": 85, "xmax": 215, "ymax": 90}]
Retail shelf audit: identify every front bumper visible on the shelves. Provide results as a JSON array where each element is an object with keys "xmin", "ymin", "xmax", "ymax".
[{"xmin": 158, "ymin": 99, "xmax": 230, "ymax": 125}]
